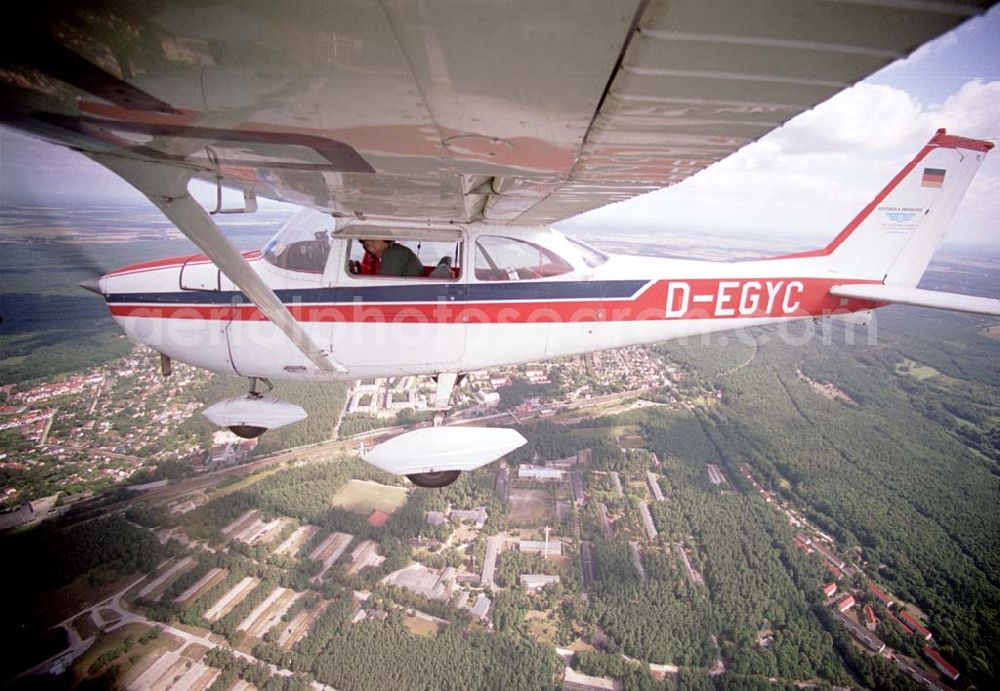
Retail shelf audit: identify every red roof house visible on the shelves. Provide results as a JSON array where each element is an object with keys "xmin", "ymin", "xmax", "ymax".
[
  {"xmin": 892, "ymin": 613, "xmax": 913, "ymax": 635},
  {"xmin": 836, "ymin": 595, "xmax": 856, "ymax": 613},
  {"xmin": 900, "ymin": 610, "xmax": 932, "ymax": 640},
  {"xmin": 924, "ymin": 647, "xmax": 959, "ymax": 681},
  {"xmin": 822, "ymin": 583, "xmax": 837, "ymax": 598},
  {"xmin": 367, "ymin": 510, "xmax": 391, "ymax": 528},
  {"xmin": 863, "ymin": 604, "xmax": 877, "ymax": 630},
  {"xmin": 868, "ymin": 581, "xmax": 894, "ymax": 608}
]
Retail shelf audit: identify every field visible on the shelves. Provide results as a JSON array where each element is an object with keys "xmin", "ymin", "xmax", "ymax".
[
  {"xmin": 404, "ymin": 612, "xmax": 442, "ymax": 638},
  {"xmin": 508, "ymin": 488, "xmax": 554, "ymax": 526},
  {"xmin": 330, "ymin": 479, "xmax": 408, "ymax": 514},
  {"xmin": 896, "ymin": 357, "xmax": 941, "ymax": 380}
]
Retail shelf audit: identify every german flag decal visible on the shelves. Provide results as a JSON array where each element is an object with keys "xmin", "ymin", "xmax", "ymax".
[{"xmin": 921, "ymin": 167, "xmax": 946, "ymax": 188}]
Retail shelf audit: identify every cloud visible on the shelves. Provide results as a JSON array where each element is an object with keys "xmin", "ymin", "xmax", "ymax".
[{"xmin": 570, "ymin": 79, "xmax": 1000, "ymax": 249}]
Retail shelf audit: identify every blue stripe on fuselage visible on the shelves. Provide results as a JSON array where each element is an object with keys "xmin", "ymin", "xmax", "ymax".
[{"xmin": 105, "ymin": 280, "xmax": 649, "ymax": 305}]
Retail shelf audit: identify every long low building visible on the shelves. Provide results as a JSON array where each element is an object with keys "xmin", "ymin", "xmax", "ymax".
[
  {"xmin": 924, "ymin": 647, "xmax": 960, "ymax": 681},
  {"xmin": 518, "ymin": 464, "xmax": 565, "ymax": 481},
  {"xmin": 519, "ymin": 539, "xmax": 562, "ymax": 557},
  {"xmin": 481, "ymin": 535, "xmax": 503, "ymax": 590},
  {"xmin": 638, "ymin": 503, "xmax": 657, "ymax": 540}
]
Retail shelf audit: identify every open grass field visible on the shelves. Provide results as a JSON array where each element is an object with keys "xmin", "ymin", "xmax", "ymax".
[
  {"xmin": 896, "ymin": 357, "xmax": 942, "ymax": 380},
  {"xmin": 330, "ymin": 479, "xmax": 408, "ymax": 514},
  {"xmin": 508, "ymin": 488, "xmax": 554, "ymax": 527},
  {"xmin": 404, "ymin": 613, "xmax": 441, "ymax": 638}
]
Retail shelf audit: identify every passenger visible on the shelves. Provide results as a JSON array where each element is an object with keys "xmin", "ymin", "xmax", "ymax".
[
  {"xmin": 428, "ymin": 255, "xmax": 453, "ymax": 278},
  {"xmin": 360, "ymin": 239, "xmax": 424, "ymax": 277}
]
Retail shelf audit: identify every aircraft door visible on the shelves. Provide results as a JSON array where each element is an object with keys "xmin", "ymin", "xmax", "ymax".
[{"xmin": 330, "ymin": 231, "xmax": 467, "ymax": 374}]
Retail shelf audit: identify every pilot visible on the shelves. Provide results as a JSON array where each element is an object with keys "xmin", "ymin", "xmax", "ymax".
[{"xmin": 360, "ymin": 239, "xmax": 424, "ymax": 277}]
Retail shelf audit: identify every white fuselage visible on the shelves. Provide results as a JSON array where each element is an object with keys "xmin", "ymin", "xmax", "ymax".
[{"xmin": 97, "ymin": 222, "xmax": 878, "ymax": 380}]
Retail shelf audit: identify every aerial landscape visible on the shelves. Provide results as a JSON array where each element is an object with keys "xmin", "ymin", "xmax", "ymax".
[{"xmin": 1, "ymin": 203, "xmax": 997, "ymax": 690}]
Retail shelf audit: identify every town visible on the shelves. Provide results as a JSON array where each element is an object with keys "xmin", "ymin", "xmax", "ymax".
[{"xmin": 1, "ymin": 341, "xmax": 971, "ymax": 690}]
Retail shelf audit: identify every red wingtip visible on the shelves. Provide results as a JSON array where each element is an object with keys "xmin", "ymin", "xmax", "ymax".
[{"xmin": 930, "ymin": 128, "xmax": 994, "ymax": 152}]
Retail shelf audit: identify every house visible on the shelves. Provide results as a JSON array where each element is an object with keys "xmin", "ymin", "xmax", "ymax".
[
  {"xmin": 863, "ymin": 605, "xmax": 877, "ymax": 630},
  {"xmin": 868, "ymin": 581, "xmax": 894, "ymax": 608},
  {"xmin": 822, "ymin": 583, "xmax": 837, "ymax": 598},
  {"xmin": 836, "ymin": 595, "xmax": 856, "ymax": 613},
  {"xmin": 899, "ymin": 610, "xmax": 932, "ymax": 640},
  {"xmin": 451, "ymin": 506, "xmax": 488, "ymax": 529},
  {"xmin": 923, "ymin": 647, "xmax": 959, "ymax": 681},
  {"xmin": 469, "ymin": 594, "xmax": 492, "ymax": 620}
]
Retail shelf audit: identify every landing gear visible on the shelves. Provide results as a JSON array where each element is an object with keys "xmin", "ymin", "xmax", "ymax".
[
  {"xmin": 406, "ymin": 470, "xmax": 461, "ymax": 488},
  {"xmin": 202, "ymin": 377, "xmax": 307, "ymax": 439},
  {"xmin": 228, "ymin": 424, "xmax": 268, "ymax": 439},
  {"xmin": 247, "ymin": 376, "xmax": 273, "ymax": 399},
  {"xmin": 226, "ymin": 378, "xmax": 274, "ymax": 438}
]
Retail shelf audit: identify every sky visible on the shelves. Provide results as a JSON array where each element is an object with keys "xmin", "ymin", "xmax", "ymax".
[
  {"xmin": 562, "ymin": 5, "xmax": 1000, "ymax": 249},
  {"xmin": 1, "ymin": 5, "xmax": 999, "ymax": 248}
]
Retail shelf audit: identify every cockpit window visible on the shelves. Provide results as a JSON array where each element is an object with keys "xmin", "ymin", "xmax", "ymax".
[
  {"xmin": 347, "ymin": 238, "xmax": 462, "ymax": 279},
  {"xmin": 475, "ymin": 235, "xmax": 573, "ymax": 281},
  {"xmin": 565, "ymin": 236, "xmax": 608, "ymax": 268},
  {"xmin": 263, "ymin": 209, "xmax": 333, "ymax": 274}
]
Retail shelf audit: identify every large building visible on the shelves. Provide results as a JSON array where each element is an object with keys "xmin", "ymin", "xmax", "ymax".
[
  {"xmin": 519, "ymin": 540, "xmax": 562, "ymax": 557},
  {"xmin": 518, "ymin": 464, "xmax": 565, "ymax": 481},
  {"xmin": 923, "ymin": 647, "xmax": 959, "ymax": 681}
]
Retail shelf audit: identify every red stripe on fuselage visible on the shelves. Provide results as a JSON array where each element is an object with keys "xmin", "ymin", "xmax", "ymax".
[
  {"xmin": 105, "ymin": 251, "xmax": 261, "ymax": 278},
  {"xmin": 108, "ymin": 277, "xmax": 879, "ymax": 323}
]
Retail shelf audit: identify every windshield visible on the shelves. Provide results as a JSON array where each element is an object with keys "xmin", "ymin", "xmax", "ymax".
[
  {"xmin": 564, "ymin": 235, "xmax": 609, "ymax": 268},
  {"xmin": 474, "ymin": 235, "xmax": 573, "ymax": 281},
  {"xmin": 262, "ymin": 209, "xmax": 334, "ymax": 274}
]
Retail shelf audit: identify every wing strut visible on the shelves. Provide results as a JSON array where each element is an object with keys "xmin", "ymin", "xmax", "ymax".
[{"xmin": 91, "ymin": 155, "xmax": 346, "ymax": 373}]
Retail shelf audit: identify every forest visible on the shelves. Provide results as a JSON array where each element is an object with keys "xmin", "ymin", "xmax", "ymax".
[{"xmin": 655, "ymin": 299, "xmax": 999, "ymax": 687}]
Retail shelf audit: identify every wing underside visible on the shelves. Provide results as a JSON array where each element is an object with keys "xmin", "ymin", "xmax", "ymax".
[{"xmin": 0, "ymin": 0, "xmax": 993, "ymax": 224}]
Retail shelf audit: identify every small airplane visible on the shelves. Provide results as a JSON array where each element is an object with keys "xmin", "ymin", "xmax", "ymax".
[{"xmin": 2, "ymin": 1, "xmax": 998, "ymax": 487}]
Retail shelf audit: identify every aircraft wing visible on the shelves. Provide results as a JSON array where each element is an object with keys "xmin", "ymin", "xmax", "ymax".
[{"xmin": 1, "ymin": 0, "xmax": 995, "ymax": 225}]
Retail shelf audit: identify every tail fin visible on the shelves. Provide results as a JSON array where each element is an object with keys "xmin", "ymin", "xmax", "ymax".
[{"xmin": 804, "ymin": 130, "xmax": 992, "ymax": 286}]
